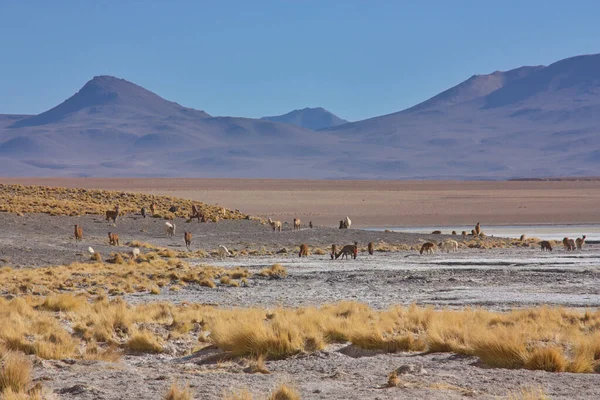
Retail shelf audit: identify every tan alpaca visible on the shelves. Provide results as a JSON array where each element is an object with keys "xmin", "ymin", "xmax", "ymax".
[
  {"xmin": 299, "ymin": 243, "xmax": 309, "ymax": 257},
  {"xmin": 563, "ymin": 237, "xmax": 575, "ymax": 251},
  {"xmin": 268, "ymin": 218, "xmax": 282, "ymax": 232},
  {"xmin": 461, "ymin": 231, "xmax": 468, "ymax": 237},
  {"xmin": 184, "ymin": 232, "xmax": 192, "ymax": 250},
  {"xmin": 150, "ymin": 202, "xmax": 156, "ymax": 215},
  {"xmin": 420, "ymin": 242, "xmax": 435, "ymax": 255},
  {"xmin": 520, "ymin": 234, "xmax": 527, "ymax": 241},
  {"xmin": 293, "ymin": 218, "xmax": 301, "ymax": 231},
  {"xmin": 471, "ymin": 229, "xmax": 477, "ymax": 236},
  {"xmin": 330, "ymin": 244, "xmax": 337, "ymax": 260},
  {"xmin": 475, "ymin": 222, "xmax": 481, "ymax": 236},
  {"xmin": 74, "ymin": 224, "xmax": 83, "ymax": 242},
  {"xmin": 567, "ymin": 238, "xmax": 576, "ymax": 251},
  {"xmin": 540, "ymin": 241, "xmax": 553, "ymax": 251},
  {"xmin": 576, "ymin": 235, "xmax": 586, "ymax": 250},
  {"xmin": 105, "ymin": 209, "xmax": 119, "ymax": 223},
  {"xmin": 368, "ymin": 242, "xmax": 374, "ymax": 255},
  {"xmin": 439, "ymin": 239, "xmax": 458, "ymax": 253},
  {"xmin": 108, "ymin": 232, "xmax": 119, "ymax": 246}
]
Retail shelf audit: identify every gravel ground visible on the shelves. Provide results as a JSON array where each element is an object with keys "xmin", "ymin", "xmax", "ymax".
[{"xmin": 2, "ymin": 213, "xmax": 600, "ymax": 399}]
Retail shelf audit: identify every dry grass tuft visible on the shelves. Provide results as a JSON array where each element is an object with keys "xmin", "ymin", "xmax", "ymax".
[
  {"xmin": 91, "ymin": 252, "xmax": 102, "ymax": 262},
  {"xmin": 165, "ymin": 382, "xmax": 193, "ymax": 400},
  {"xmin": 127, "ymin": 330, "xmax": 163, "ymax": 353},
  {"xmin": 525, "ymin": 347, "xmax": 567, "ymax": 372},
  {"xmin": 258, "ymin": 264, "xmax": 288, "ymax": 279},
  {"xmin": 268, "ymin": 384, "xmax": 301, "ymax": 400},
  {"xmin": 507, "ymin": 386, "xmax": 549, "ymax": 400},
  {"xmin": 0, "ymin": 352, "xmax": 32, "ymax": 395},
  {"xmin": 386, "ymin": 371, "xmax": 400, "ymax": 387},
  {"xmin": 222, "ymin": 389, "xmax": 254, "ymax": 400}
]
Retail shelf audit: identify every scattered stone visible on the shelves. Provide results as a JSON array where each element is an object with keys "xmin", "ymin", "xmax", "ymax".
[{"xmin": 57, "ymin": 384, "xmax": 88, "ymax": 395}]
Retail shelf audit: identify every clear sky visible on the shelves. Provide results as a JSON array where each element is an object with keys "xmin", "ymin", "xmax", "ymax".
[{"xmin": 1, "ymin": 1, "xmax": 599, "ymax": 121}]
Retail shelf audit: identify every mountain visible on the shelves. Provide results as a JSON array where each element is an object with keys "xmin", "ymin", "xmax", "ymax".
[
  {"xmin": 2, "ymin": 53, "xmax": 600, "ymax": 179},
  {"xmin": 261, "ymin": 107, "xmax": 348, "ymax": 130}
]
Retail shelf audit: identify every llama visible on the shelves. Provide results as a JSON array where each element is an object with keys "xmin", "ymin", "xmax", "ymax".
[
  {"xmin": 108, "ymin": 232, "xmax": 119, "ymax": 246},
  {"xmin": 299, "ymin": 244, "xmax": 309, "ymax": 257},
  {"xmin": 309, "ymin": 221, "xmax": 313, "ymax": 229},
  {"xmin": 105, "ymin": 209, "xmax": 119, "ymax": 224},
  {"xmin": 576, "ymin": 235, "xmax": 586, "ymax": 250},
  {"xmin": 420, "ymin": 242, "xmax": 435, "ymax": 255},
  {"xmin": 431, "ymin": 230, "xmax": 442, "ymax": 235},
  {"xmin": 74, "ymin": 224, "xmax": 83, "ymax": 242},
  {"xmin": 218, "ymin": 245, "xmax": 232, "ymax": 259},
  {"xmin": 335, "ymin": 242, "xmax": 358, "ymax": 260},
  {"xmin": 293, "ymin": 218, "xmax": 301, "ymax": 231},
  {"xmin": 330, "ymin": 244, "xmax": 337, "ymax": 260},
  {"xmin": 184, "ymin": 232, "xmax": 192, "ymax": 250},
  {"xmin": 268, "ymin": 218, "xmax": 282, "ymax": 232},
  {"xmin": 475, "ymin": 222, "xmax": 481, "ymax": 236},
  {"xmin": 540, "ymin": 241, "xmax": 553, "ymax": 251},
  {"xmin": 368, "ymin": 242, "xmax": 374, "ymax": 255},
  {"xmin": 165, "ymin": 222, "xmax": 176, "ymax": 237},
  {"xmin": 439, "ymin": 239, "xmax": 459, "ymax": 253}
]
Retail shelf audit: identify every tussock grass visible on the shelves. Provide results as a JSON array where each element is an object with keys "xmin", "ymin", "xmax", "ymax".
[
  {"xmin": 268, "ymin": 384, "xmax": 301, "ymax": 400},
  {"xmin": 0, "ymin": 184, "xmax": 247, "ymax": 220},
  {"xmin": 222, "ymin": 389, "xmax": 254, "ymax": 400},
  {"xmin": 507, "ymin": 386, "xmax": 549, "ymax": 400},
  {"xmin": 127, "ymin": 330, "xmax": 163, "ymax": 353},
  {"xmin": 0, "ymin": 352, "xmax": 32, "ymax": 394},
  {"xmin": 165, "ymin": 382, "xmax": 193, "ymax": 400},
  {"xmin": 258, "ymin": 264, "xmax": 288, "ymax": 279}
]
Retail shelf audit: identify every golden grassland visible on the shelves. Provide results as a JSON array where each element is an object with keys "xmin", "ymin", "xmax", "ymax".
[{"xmin": 0, "ymin": 183, "xmax": 248, "ymax": 221}]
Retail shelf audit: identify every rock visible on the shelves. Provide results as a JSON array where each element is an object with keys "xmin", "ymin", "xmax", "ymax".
[
  {"xmin": 276, "ymin": 248, "xmax": 288, "ymax": 254},
  {"xmin": 395, "ymin": 363, "xmax": 426, "ymax": 375},
  {"xmin": 57, "ymin": 384, "xmax": 88, "ymax": 395},
  {"xmin": 169, "ymin": 206, "xmax": 178, "ymax": 213}
]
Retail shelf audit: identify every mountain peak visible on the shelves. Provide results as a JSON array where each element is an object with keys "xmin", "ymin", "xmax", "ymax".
[
  {"xmin": 10, "ymin": 76, "xmax": 210, "ymax": 128},
  {"xmin": 261, "ymin": 107, "xmax": 348, "ymax": 130}
]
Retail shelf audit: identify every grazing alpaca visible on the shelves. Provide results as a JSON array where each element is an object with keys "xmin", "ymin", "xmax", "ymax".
[
  {"xmin": 475, "ymin": 222, "xmax": 481, "ymax": 236},
  {"xmin": 420, "ymin": 242, "xmax": 435, "ymax": 255},
  {"xmin": 105, "ymin": 209, "xmax": 119, "ymax": 224},
  {"xmin": 520, "ymin": 234, "xmax": 527, "ymax": 241},
  {"xmin": 567, "ymin": 238, "xmax": 576, "ymax": 251},
  {"xmin": 108, "ymin": 232, "xmax": 119, "ymax": 246},
  {"xmin": 165, "ymin": 222, "xmax": 176, "ymax": 237},
  {"xmin": 184, "ymin": 232, "xmax": 192, "ymax": 250},
  {"xmin": 439, "ymin": 239, "xmax": 459, "ymax": 253},
  {"xmin": 309, "ymin": 221, "xmax": 313, "ymax": 229},
  {"xmin": 461, "ymin": 231, "xmax": 468, "ymax": 237},
  {"xmin": 563, "ymin": 237, "xmax": 574, "ymax": 251},
  {"xmin": 335, "ymin": 242, "xmax": 358, "ymax": 260},
  {"xmin": 330, "ymin": 244, "xmax": 337, "ymax": 260},
  {"xmin": 293, "ymin": 218, "xmax": 301, "ymax": 231},
  {"xmin": 150, "ymin": 202, "xmax": 156, "ymax": 215},
  {"xmin": 451, "ymin": 231, "xmax": 457, "ymax": 235},
  {"xmin": 218, "ymin": 245, "xmax": 232, "ymax": 259},
  {"xmin": 268, "ymin": 218, "xmax": 282, "ymax": 232},
  {"xmin": 339, "ymin": 220, "xmax": 345, "ymax": 229},
  {"xmin": 576, "ymin": 235, "xmax": 586, "ymax": 250},
  {"xmin": 431, "ymin": 230, "xmax": 442, "ymax": 235},
  {"xmin": 74, "ymin": 224, "xmax": 83, "ymax": 242},
  {"xmin": 540, "ymin": 241, "xmax": 553, "ymax": 251},
  {"xmin": 368, "ymin": 242, "xmax": 374, "ymax": 255},
  {"xmin": 189, "ymin": 204, "xmax": 202, "ymax": 223},
  {"xmin": 299, "ymin": 244, "xmax": 309, "ymax": 257},
  {"xmin": 141, "ymin": 207, "xmax": 146, "ymax": 218}
]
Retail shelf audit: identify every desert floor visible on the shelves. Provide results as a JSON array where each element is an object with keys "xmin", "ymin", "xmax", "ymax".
[{"xmin": 3, "ymin": 177, "xmax": 600, "ymax": 227}]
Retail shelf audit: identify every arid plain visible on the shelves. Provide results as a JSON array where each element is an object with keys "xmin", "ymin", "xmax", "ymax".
[{"xmin": 3, "ymin": 178, "xmax": 600, "ymax": 227}]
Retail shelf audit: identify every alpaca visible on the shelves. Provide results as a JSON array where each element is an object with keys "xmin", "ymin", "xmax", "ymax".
[
  {"xmin": 345, "ymin": 216, "xmax": 352, "ymax": 229},
  {"xmin": 420, "ymin": 242, "xmax": 435, "ymax": 255},
  {"xmin": 471, "ymin": 229, "xmax": 477, "ymax": 236},
  {"xmin": 567, "ymin": 238, "xmax": 576, "ymax": 251},
  {"xmin": 108, "ymin": 232, "xmax": 119, "ymax": 246},
  {"xmin": 576, "ymin": 235, "xmax": 586, "ymax": 250},
  {"xmin": 141, "ymin": 207, "xmax": 146, "ymax": 218},
  {"xmin": 368, "ymin": 242, "xmax": 374, "ymax": 255},
  {"xmin": 540, "ymin": 241, "xmax": 553, "ymax": 251},
  {"xmin": 475, "ymin": 222, "xmax": 481, "ymax": 236},
  {"xmin": 439, "ymin": 239, "xmax": 459, "ymax": 253},
  {"xmin": 339, "ymin": 220, "xmax": 346, "ymax": 229},
  {"xmin": 218, "ymin": 245, "xmax": 232, "ymax": 259},
  {"xmin": 268, "ymin": 218, "xmax": 282, "ymax": 232},
  {"xmin": 563, "ymin": 237, "xmax": 574, "ymax": 251},
  {"xmin": 431, "ymin": 230, "xmax": 442, "ymax": 235},
  {"xmin": 520, "ymin": 234, "xmax": 527, "ymax": 241},
  {"xmin": 335, "ymin": 242, "xmax": 358, "ymax": 260},
  {"xmin": 461, "ymin": 231, "xmax": 468, "ymax": 237},
  {"xmin": 293, "ymin": 218, "xmax": 301, "ymax": 231},
  {"xmin": 330, "ymin": 244, "xmax": 337, "ymax": 260},
  {"xmin": 299, "ymin": 243, "xmax": 309, "ymax": 257},
  {"xmin": 184, "ymin": 232, "xmax": 192, "ymax": 250},
  {"xmin": 105, "ymin": 209, "xmax": 119, "ymax": 224},
  {"xmin": 451, "ymin": 231, "xmax": 457, "ymax": 235},
  {"xmin": 165, "ymin": 222, "xmax": 176, "ymax": 237},
  {"xmin": 150, "ymin": 202, "xmax": 156, "ymax": 215},
  {"xmin": 74, "ymin": 224, "xmax": 83, "ymax": 242},
  {"xmin": 309, "ymin": 221, "xmax": 313, "ymax": 229}
]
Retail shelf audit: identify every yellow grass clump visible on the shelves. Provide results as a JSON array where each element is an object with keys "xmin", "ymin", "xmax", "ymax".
[
  {"xmin": 268, "ymin": 384, "xmax": 301, "ymax": 400},
  {"xmin": 164, "ymin": 382, "xmax": 193, "ymax": 400},
  {"xmin": 126, "ymin": 330, "xmax": 163, "ymax": 353},
  {"xmin": 258, "ymin": 264, "xmax": 288, "ymax": 279},
  {"xmin": 0, "ymin": 352, "xmax": 32, "ymax": 394},
  {"xmin": 507, "ymin": 386, "xmax": 549, "ymax": 400}
]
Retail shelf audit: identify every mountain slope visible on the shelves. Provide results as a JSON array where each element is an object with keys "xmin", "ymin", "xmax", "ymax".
[{"xmin": 261, "ymin": 107, "xmax": 348, "ymax": 130}]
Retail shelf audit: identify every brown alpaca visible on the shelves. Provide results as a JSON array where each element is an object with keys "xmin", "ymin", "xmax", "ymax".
[
  {"xmin": 150, "ymin": 202, "xmax": 156, "ymax": 215},
  {"xmin": 108, "ymin": 232, "xmax": 119, "ymax": 246},
  {"xmin": 520, "ymin": 234, "xmax": 527, "ymax": 241},
  {"xmin": 563, "ymin": 237, "xmax": 575, "ymax": 251},
  {"xmin": 106, "ymin": 205, "xmax": 119, "ymax": 223},
  {"xmin": 540, "ymin": 241, "xmax": 553, "ymax": 251},
  {"xmin": 471, "ymin": 229, "xmax": 477, "ymax": 236},
  {"xmin": 335, "ymin": 242, "xmax": 358, "ymax": 260},
  {"xmin": 567, "ymin": 238, "xmax": 576, "ymax": 251},
  {"xmin": 190, "ymin": 204, "xmax": 201, "ymax": 223},
  {"xmin": 431, "ymin": 230, "xmax": 442, "ymax": 235},
  {"xmin": 330, "ymin": 244, "xmax": 337, "ymax": 260},
  {"xmin": 368, "ymin": 242, "xmax": 374, "ymax": 255},
  {"xmin": 74, "ymin": 224, "xmax": 83, "ymax": 242},
  {"xmin": 461, "ymin": 231, "xmax": 468, "ymax": 237},
  {"xmin": 420, "ymin": 242, "xmax": 435, "ymax": 255},
  {"xmin": 293, "ymin": 218, "xmax": 301, "ymax": 231},
  {"xmin": 309, "ymin": 221, "xmax": 313, "ymax": 229},
  {"xmin": 184, "ymin": 232, "xmax": 192, "ymax": 250},
  {"xmin": 576, "ymin": 235, "xmax": 586, "ymax": 250},
  {"xmin": 299, "ymin": 244, "xmax": 309, "ymax": 257},
  {"xmin": 141, "ymin": 207, "xmax": 146, "ymax": 218},
  {"xmin": 475, "ymin": 222, "xmax": 481, "ymax": 236},
  {"xmin": 451, "ymin": 230, "xmax": 457, "ymax": 235}
]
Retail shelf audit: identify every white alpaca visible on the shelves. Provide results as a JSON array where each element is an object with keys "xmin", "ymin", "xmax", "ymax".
[
  {"xmin": 439, "ymin": 239, "xmax": 459, "ymax": 253},
  {"xmin": 165, "ymin": 222, "xmax": 176, "ymax": 237},
  {"xmin": 267, "ymin": 218, "xmax": 282, "ymax": 232},
  {"xmin": 218, "ymin": 245, "xmax": 232, "ymax": 259},
  {"xmin": 87, "ymin": 246, "xmax": 95, "ymax": 255},
  {"xmin": 345, "ymin": 216, "xmax": 352, "ymax": 229}
]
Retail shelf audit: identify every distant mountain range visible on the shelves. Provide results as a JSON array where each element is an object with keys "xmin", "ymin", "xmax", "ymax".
[
  {"xmin": 2, "ymin": 53, "xmax": 600, "ymax": 179},
  {"xmin": 261, "ymin": 107, "xmax": 348, "ymax": 130}
]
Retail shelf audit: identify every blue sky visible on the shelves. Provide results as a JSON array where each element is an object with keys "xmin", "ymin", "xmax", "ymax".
[{"xmin": 1, "ymin": 1, "xmax": 599, "ymax": 121}]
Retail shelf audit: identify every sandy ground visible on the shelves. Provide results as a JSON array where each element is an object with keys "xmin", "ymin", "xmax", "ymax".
[
  {"xmin": 2, "ymin": 212, "xmax": 600, "ymax": 399},
  {"xmin": 3, "ymin": 177, "xmax": 600, "ymax": 227}
]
